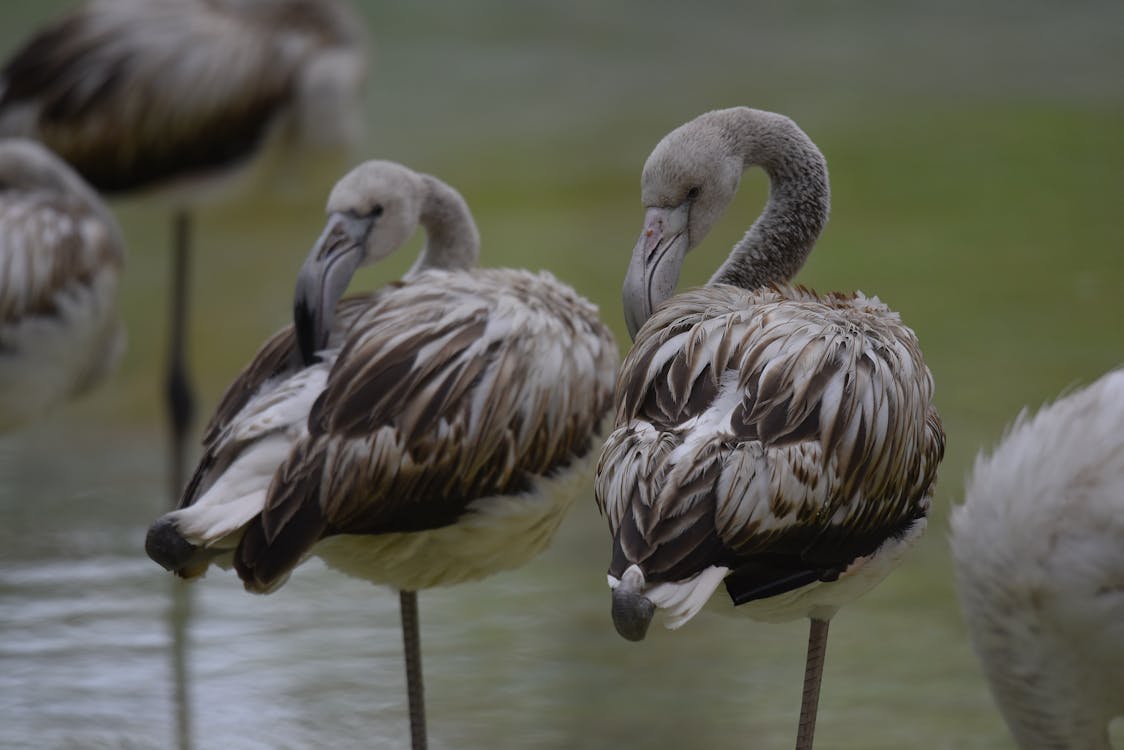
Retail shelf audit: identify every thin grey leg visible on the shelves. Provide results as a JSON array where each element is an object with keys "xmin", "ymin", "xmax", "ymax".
[
  {"xmin": 167, "ymin": 210, "xmax": 195, "ymax": 505},
  {"xmin": 400, "ymin": 590, "xmax": 427, "ymax": 750},
  {"xmin": 795, "ymin": 618, "xmax": 830, "ymax": 750}
]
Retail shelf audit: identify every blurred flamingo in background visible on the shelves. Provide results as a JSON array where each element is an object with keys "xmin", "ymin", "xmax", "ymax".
[
  {"xmin": 0, "ymin": 138, "xmax": 124, "ymax": 430},
  {"xmin": 952, "ymin": 369, "xmax": 1124, "ymax": 750},
  {"xmin": 0, "ymin": 0, "xmax": 369, "ymax": 498}
]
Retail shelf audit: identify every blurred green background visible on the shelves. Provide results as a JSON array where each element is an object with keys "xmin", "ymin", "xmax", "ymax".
[{"xmin": 1, "ymin": 1, "xmax": 1121, "ymax": 749}]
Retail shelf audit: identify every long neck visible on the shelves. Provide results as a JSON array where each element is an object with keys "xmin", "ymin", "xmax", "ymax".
[
  {"xmin": 709, "ymin": 109, "xmax": 830, "ymax": 289},
  {"xmin": 409, "ymin": 174, "xmax": 480, "ymax": 275}
]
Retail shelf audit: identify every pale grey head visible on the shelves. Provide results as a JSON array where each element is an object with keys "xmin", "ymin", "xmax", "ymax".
[
  {"xmin": 293, "ymin": 159, "xmax": 480, "ymax": 363},
  {"xmin": 622, "ymin": 107, "xmax": 831, "ymax": 339}
]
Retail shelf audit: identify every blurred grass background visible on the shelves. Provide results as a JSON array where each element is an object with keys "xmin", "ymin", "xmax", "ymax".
[
  {"xmin": 1, "ymin": 1, "xmax": 1122, "ymax": 748},
  {"xmin": 3, "ymin": 0, "xmax": 1119, "ymax": 441}
]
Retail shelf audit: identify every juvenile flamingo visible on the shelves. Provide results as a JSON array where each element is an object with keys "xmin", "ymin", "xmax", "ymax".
[
  {"xmin": 0, "ymin": 138, "xmax": 124, "ymax": 430},
  {"xmin": 145, "ymin": 160, "xmax": 619, "ymax": 749},
  {"xmin": 596, "ymin": 107, "xmax": 945, "ymax": 749},
  {"xmin": 0, "ymin": 0, "xmax": 368, "ymax": 496}
]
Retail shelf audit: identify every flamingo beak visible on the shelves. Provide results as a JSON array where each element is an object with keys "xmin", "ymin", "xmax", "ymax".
[
  {"xmin": 293, "ymin": 211, "xmax": 372, "ymax": 365},
  {"xmin": 612, "ymin": 587, "xmax": 656, "ymax": 641},
  {"xmin": 610, "ymin": 565, "xmax": 657, "ymax": 641},
  {"xmin": 621, "ymin": 204, "xmax": 689, "ymax": 340}
]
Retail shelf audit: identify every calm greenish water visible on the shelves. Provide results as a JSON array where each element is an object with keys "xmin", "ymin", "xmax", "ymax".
[{"xmin": 1, "ymin": 1, "xmax": 1122, "ymax": 748}]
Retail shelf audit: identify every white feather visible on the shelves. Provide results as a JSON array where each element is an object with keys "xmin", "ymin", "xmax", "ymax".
[{"xmin": 951, "ymin": 369, "xmax": 1124, "ymax": 749}]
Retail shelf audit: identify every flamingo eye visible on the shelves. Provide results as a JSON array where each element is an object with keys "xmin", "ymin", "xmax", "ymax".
[
  {"xmin": 370, "ymin": 204, "xmax": 385, "ymax": 218},
  {"xmin": 686, "ymin": 186, "xmax": 701, "ymax": 201}
]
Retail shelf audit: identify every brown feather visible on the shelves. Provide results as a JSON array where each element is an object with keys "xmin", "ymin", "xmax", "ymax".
[
  {"xmin": 0, "ymin": 0, "xmax": 362, "ymax": 193},
  {"xmin": 180, "ymin": 296, "xmax": 368, "ymax": 510},
  {"xmin": 598, "ymin": 283, "xmax": 945, "ymax": 587},
  {"xmin": 0, "ymin": 189, "xmax": 120, "ymax": 323},
  {"xmin": 234, "ymin": 269, "xmax": 616, "ymax": 591}
]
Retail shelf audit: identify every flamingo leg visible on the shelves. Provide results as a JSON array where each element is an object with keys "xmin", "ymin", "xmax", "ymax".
[
  {"xmin": 170, "ymin": 580, "xmax": 194, "ymax": 750},
  {"xmin": 400, "ymin": 590, "xmax": 427, "ymax": 750},
  {"xmin": 167, "ymin": 210, "xmax": 196, "ymax": 505},
  {"xmin": 166, "ymin": 211, "xmax": 197, "ymax": 750},
  {"xmin": 795, "ymin": 617, "xmax": 830, "ymax": 750}
]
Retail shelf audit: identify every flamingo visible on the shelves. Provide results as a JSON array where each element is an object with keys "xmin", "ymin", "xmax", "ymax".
[
  {"xmin": 596, "ymin": 107, "xmax": 945, "ymax": 749},
  {"xmin": 144, "ymin": 160, "xmax": 619, "ymax": 748},
  {"xmin": 0, "ymin": 0, "xmax": 369, "ymax": 498},
  {"xmin": 951, "ymin": 369, "xmax": 1124, "ymax": 749},
  {"xmin": 0, "ymin": 138, "xmax": 124, "ymax": 430}
]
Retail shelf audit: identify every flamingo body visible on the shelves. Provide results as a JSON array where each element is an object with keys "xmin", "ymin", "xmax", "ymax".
[
  {"xmin": 0, "ymin": 0, "xmax": 368, "ymax": 200},
  {"xmin": 0, "ymin": 138, "xmax": 124, "ymax": 429},
  {"xmin": 599, "ymin": 283, "xmax": 943, "ymax": 629},
  {"xmin": 154, "ymin": 268, "xmax": 617, "ymax": 592},
  {"xmin": 952, "ymin": 369, "xmax": 1124, "ymax": 749}
]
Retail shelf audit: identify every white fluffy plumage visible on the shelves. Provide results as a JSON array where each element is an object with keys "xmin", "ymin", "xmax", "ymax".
[{"xmin": 952, "ymin": 368, "xmax": 1124, "ymax": 750}]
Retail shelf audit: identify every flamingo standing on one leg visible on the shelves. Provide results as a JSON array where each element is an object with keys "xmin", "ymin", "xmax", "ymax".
[
  {"xmin": 596, "ymin": 107, "xmax": 945, "ymax": 749},
  {"xmin": 145, "ymin": 160, "xmax": 619, "ymax": 749}
]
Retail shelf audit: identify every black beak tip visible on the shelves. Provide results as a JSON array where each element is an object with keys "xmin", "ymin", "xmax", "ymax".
[
  {"xmin": 293, "ymin": 297, "xmax": 320, "ymax": 366},
  {"xmin": 145, "ymin": 517, "xmax": 197, "ymax": 572},
  {"xmin": 611, "ymin": 588, "xmax": 656, "ymax": 642},
  {"xmin": 625, "ymin": 317, "xmax": 641, "ymax": 342}
]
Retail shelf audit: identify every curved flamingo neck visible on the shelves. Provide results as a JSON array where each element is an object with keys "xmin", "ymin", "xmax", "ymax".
[
  {"xmin": 410, "ymin": 174, "xmax": 480, "ymax": 275},
  {"xmin": 708, "ymin": 109, "xmax": 830, "ymax": 290}
]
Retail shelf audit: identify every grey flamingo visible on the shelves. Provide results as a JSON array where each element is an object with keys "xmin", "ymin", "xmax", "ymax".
[
  {"xmin": 952, "ymin": 369, "xmax": 1124, "ymax": 750},
  {"xmin": 0, "ymin": 0, "xmax": 368, "ymax": 498},
  {"xmin": 0, "ymin": 137, "xmax": 124, "ymax": 429},
  {"xmin": 596, "ymin": 107, "xmax": 945, "ymax": 750},
  {"xmin": 145, "ymin": 160, "xmax": 619, "ymax": 749}
]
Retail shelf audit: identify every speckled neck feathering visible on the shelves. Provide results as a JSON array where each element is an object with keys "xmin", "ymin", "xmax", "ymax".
[
  {"xmin": 705, "ymin": 108, "xmax": 830, "ymax": 290},
  {"xmin": 621, "ymin": 107, "xmax": 830, "ymax": 338},
  {"xmin": 410, "ymin": 174, "xmax": 481, "ymax": 275},
  {"xmin": 602, "ymin": 107, "xmax": 944, "ymax": 750}
]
